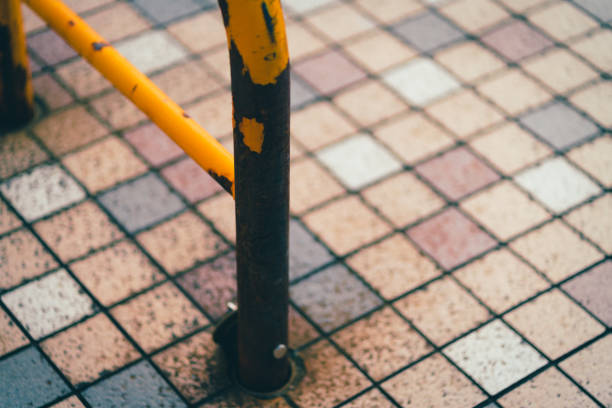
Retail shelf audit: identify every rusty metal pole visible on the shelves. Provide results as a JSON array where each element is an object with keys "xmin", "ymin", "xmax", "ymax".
[
  {"xmin": 217, "ymin": 0, "xmax": 291, "ymax": 392},
  {"xmin": 0, "ymin": 0, "xmax": 34, "ymax": 128}
]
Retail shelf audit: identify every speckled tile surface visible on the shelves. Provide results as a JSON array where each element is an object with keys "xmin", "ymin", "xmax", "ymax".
[{"xmin": 2, "ymin": 0, "xmax": 611, "ymax": 406}]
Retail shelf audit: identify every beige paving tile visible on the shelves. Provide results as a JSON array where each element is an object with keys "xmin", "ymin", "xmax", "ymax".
[
  {"xmin": 362, "ymin": 172, "xmax": 445, "ymax": 228},
  {"xmin": 559, "ymin": 335, "xmax": 612, "ymax": 407},
  {"xmin": 288, "ymin": 340, "xmax": 371, "ymax": 407},
  {"xmin": 0, "ymin": 199, "xmax": 21, "ymax": 235},
  {"xmin": 34, "ymin": 200, "xmax": 123, "ymax": 262},
  {"xmin": 41, "ymin": 314, "xmax": 139, "ymax": 385},
  {"xmin": 440, "ymin": 0, "xmax": 510, "ymax": 33},
  {"xmin": 342, "ymin": 389, "xmax": 395, "ymax": 408},
  {"xmin": 0, "ymin": 132, "xmax": 49, "ymax": 179},
  {"xmin": 355, "ymin": 0, "xmax": 423, "ymax": 24},
  {"xmin": 500, "ymin": 368, "xmax": 598, "ymax": 408},
  {"xmin": 291, "ymin": 102, "xmax": 356, "ymax": 151},
  {"xmin": 84, "ymin": 3, "xmax": 150, "ymax": 42},
  {"xmin": 188, "ymin": 91, "xmax": 233, "ymax": 140},
  {"xmin": 571, "ymin": 30, "xmax": 612, "ymax": 72},
  {"xmin": 91, "ymin": 92, "xmax": 146, "ymax": 130},
  {"xmin": 286, "ymin": 20, "xmax": 326, "ymax": 61},
  {"xmin": 0, "ymin": 308, "xmax": 28, "ymax": 355},
  {"xmin": 374, "ymin": 113, "xmax": 455, "ymax": 165},
  {"xmin": 455, "ymin": 249, "xmax": 549, "ymax": 314},
  {"xmin": 305, "ymin": 4, "xmax": 375, "ymax": 42},
  {"xmin": 152, "ymin": 59, "xmax": 221, "ymax": 105},
  {"xmin": 395, "ymin": 277, "xmax": 490, "ymax": 346},
  {"xmin": 510, "ymin": 220, "xmax": 603, "ymax": 282},
  {"xmin": 435, "ymin": 41, "xmax": 505, "ymax": 83},
  {"xmin": 167, "ymin": 9, "xmax": 226, "ymax": 53},
  {"xmin": 383, "ymin": 353, "xmax": 485, "ymax": 407},
  {"xmin": 32, "ymin": 75, "xmax": 73, "ymax": 110},
  {"xmin": 70, "ymin": 239, "xmax": 164, "ymax": 306},
  {"xmin": 137, "ymin": 211, "xmax": 227, "ymax": 275},
  {"xmin": 111, "ymin": 283, "xmax": 207, "ymax": 353},
  {"xmin": 426, "ymin": 89, "xmax": 504, "ymax": 139},
  {"xmin": 528, "ymin": 2, "xmax": 598, "ymax": 41},
  {"xmin": 505, "ymin": 290, "xmax": 605, "ymax": 359},
  {"xmin": 344, "ymin": 30, "xmax": 416, "ymax": 73},
  {"xmin": 569, "ymin": 81, "xmax": 612, "ymax": 128},
  {"xmin": 197, "ymin": 194, "xmax": 235, "ymax": 244},
  {"xmin": 564, "ymin": 194, "xmax": 612, "ymax": 254},
  {"xmin": 498, "ymin": 0, "xmax": 549, "ymax": 12},
  {"xmin": 56, "ymin": 59, "xmax": 111, "ymax": 98},
  {"xmin": 62, "ymin": 137, "xmax": 147, "ymax": 193},
  {"xmin": 50, "ymin": 396, "xmax": 86, "ymax": 408},
  {"xmin": 477, "ymin": 69, "xmax": 551, "ymax": 115},
  {"xmin": 303, "ymin": 195, "xmax": 391, "ymax": 255},
  {"xmin": 332, "ymin": 307, "xmax": 431, "ymax": 380},
  {"xmin": 290, "ymin": 158, "xmax": 344, "ymax": 215},
  {"xmin": 568, "ymin": 135, "xmax": 612, "ymax": 187}
]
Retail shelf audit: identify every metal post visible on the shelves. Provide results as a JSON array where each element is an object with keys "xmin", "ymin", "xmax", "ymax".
[
  {"xmin": 0, "ymin": 0, "xmax": 34, "ymax": 128},
  {"xmin": 217, "ymin": 0, "xmax": 291, "ymax": 392}
]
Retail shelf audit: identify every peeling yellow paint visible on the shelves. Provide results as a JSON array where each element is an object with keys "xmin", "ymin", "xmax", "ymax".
[
  {"xmin": 224, "ymin": 0, "xmax": 289, "ymax": 85},
  {"xmin": 240, "ymin": 117, "xmax": 264, "ymax": 153}
]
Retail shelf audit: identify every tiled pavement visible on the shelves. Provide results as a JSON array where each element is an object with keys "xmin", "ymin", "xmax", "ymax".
[{"xmin": 0, "ymin": 0, "xmax": 611, "ymax": 406}]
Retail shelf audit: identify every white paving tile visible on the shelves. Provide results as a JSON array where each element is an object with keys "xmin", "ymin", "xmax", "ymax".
[
  {"xmin": 115, "ymin": 30, "xmax": 188, "ymax": 74},
  {"xmin": 383, "ymin": 57, "xmax": 460, "ymax": 107},
  {"xmin": 316, "ymin": 133, "xmax": 402, "ymax": 190},
  {"xmin": 0, "ymin": 164, "xmax": 85, "ymax": 222},
  {"xmin": 444, "ymin": 319, "xmax": 547, "ymax": 395},
  {"xmin": 2, "ymin": 269, "xmax": 95, "ymax": 339},
  {"xmin": 515, "ymin": 157, "xmax": 600, "ymax": 214},
  {"xmin": 282, "ymin": 0, "xmax": 335, "ymax": 13}
]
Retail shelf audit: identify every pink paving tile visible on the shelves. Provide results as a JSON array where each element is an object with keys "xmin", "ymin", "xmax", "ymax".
[
  {"xmin": 293, "ymin": 50, "xmax": 366, "ymax": 96},
  {"xmin": 161, "ymin": 157, "xmax": 222, "ymax": 203},
  {"xmin": 563, "ymin": 261, "xmax": 612, "ymax": 326},
  {"xmin": 124, "ymin": 123, "xmax": 184, "ymax": 166},
  {"xmin": 482, "ymin": 20, "xmax": 553, "ymax": 62},
  {"xmin": 415, "ymin": 147, "xmax": 500, "ymax": 201},
  {"xmin": 32, "ymin": 75, "xmax": 73, "ymax": 110},
  {"xmin": 408, "ymin": 207, "xmax": 497, "ymax": 270}
]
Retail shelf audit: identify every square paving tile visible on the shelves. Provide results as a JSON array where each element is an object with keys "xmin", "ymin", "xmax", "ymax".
[
  {"xmin": 563, "ymin": 260, "xmax": 612, "ymax": 326},
  {"xmin": 527, "ymin": 2, "xmax": 598, "ymax": 41},
  {"xmin": 519, "ymin": 102, "xmax": 599, "ymax": 150},
  {"xmin": 137, "ymin": 211, "xmax": 226, "ymax": 275},
  {"xmin": 289, "ymin": 158, "xmax": 344, "ymax": 214},
  {"xmin": 362, "ymin": 172, "xmax": 445, "ymax": 228},
  {"xmin": 408, "ymin": 207, "xmax": 497, "ymax": 270},
  {"xmin": 0, "ymin": 200, "xmax": 20, "ymax": 235},
  {"xmin": 124, "ymin": 123, "xmax": 184, "ymax": 167},
  {"xmin": 477, "ymin": 69, "xmax": 551, "ymax": 115},
  {"xmin": 34, "ymin": 200, "xmax": 123, "ymax": 262},
  {"xmin": 415, "ymin": 147, "xmax": 499, "ymax": 201},
  {"xmin": 510, "ymin": 220, "xmax": 603, "ymax": 282},
  {"xmin": 2, "ymin": 269, "xmax": 95, "ymax": 339},
  {"xmin": 499, "ymin": 368, "xmax": 598, "ymax": 408},
  {"xmin": 41, "ymin": 313, "xmax": 140, "ymax": 386},
  {"xmin": 115, "ymin": 30, "xmax": 188, "ymax": 74},
  {"xmin": 290, "ymin": 102, "xmax": 355, "ymax": 151},
  {"xmin": 332, "ymin": 307, "xmax": 431, "ymax": 380},
  {"xmin": 505, "ymin": 290, "xmax": 604, "ymax": 359},
  {"xmin": 569, "ymin": 81, "xmax": 612, "ymax": 128},
  {"xmin": 343, "ymin": 30, "xmax": 416, "ymax": 73},
  {"xmin": 374, "ymin": 113, "xmax": 455, "ymax": 165},
  {"xmin": 392, "ymin": 11, "xmax": 464, "ymax": 52},
  {"xmin": 287, "ymin": 340, "xmax": 371, "ymax": 407},
  {"xmin": 133, "ymin": 0, "xmax": 200, "ymax": 23},
  {"xmin": 305, "ymin": 4, "xmax": 375, "ymax": 42},
  {"xmin": 568, "ymin": 135, "xmax": 612, "ymax": 188},
  {"xmin": 283, "ymin": 0, "xmax": 335, "ymax": 14},
  {"xmin": 573, "ymin": 0, "xmax": 612, "ymax": 22},
  {"xmin": 290, "ymin": 74, "xmax": 318, "ymax": 111},
  {"xmin": 435, "ymin": 41, "xmax": 505, "ymax": 83},
  {"xmin": 161, "ymin": 157, "xmax": 222, "ymax": 203},
  {"xmin": 98, "ymin": 173, "xmax": 185, "ymax": 233},
  {"xmin": 354, "ymin": 0, "xmax": 424, "ymax": 24},
  {"xmin": 153, "ymin": 331, "xmax": 230, "ymax": 402},
  {"xmin": 341, "ymin": 389, "xmax": 395, "ymax": 408},
  {"xmin": 395, "ymin": 277, "xmax": 490, "ymax": 345},
  {"xmin": 482, "ymin": 19, "xmax": 553, "ymax": 62},
  {"xmin": 51, "ymin": 396, "xmax": 86, "ymax": 408},
  {"xmin": 0, "ymin": 228, "xmax": 58, "ymax": 291},
  {"xmin": 347, "ymin": 234, "xmax": 440, "ymax": 300},
  {"xmin": 111, "ymin": 282, "xmax": 207, "ymax": 353},
  {"xmin": 32, "ymin": 74, "xmax": 73, "ymax": 110},
  {"xmin": 70, "ymin": 239, "xmax": 164, "ymax": 306},
  {"xmin": 293, "ymin": 50, "xmax": 366, "ymax": 96},
  {"xmin": 0, "ymin": 132, "xmax": 49, "ymax": 180},
  {"xmin": 570, "ymin": 30, "xmax": 612, "ymax": 72},
  {"xmin": 382, "ymin": 353, "xmax": 486, "ymax": 407},
  {"xmin": 565, "ymin": 194, "xmax": 612, "ymax": 254},
  {"xmin": 152, "ymin": 59, "xmax": 221, "ymax": 105},
  {"xmin": 455, "ymin": 249, "xmax": 549, "ymax": 314},
  {"xmin": 522, "ymin": 48, "xmax": 599, "ymax": 94},
  {"xmin": 197, "ymin": 193, "xmax": 235, "ymax": 243},
  {"xmin": 33, "ymin": 106, "xmax": 108, "ymax": 156},
  {"xmin": 85, "ymin": 3, "xmax": 150, "ymax": 43},
  {"xmin": 28, "ymin": 30, "xmax": 76, "ymax": 65},
  {"xmin": 461, "ymin": 180, "xmax": 549, "ymax": 241},
  {"xmin": 470, "ymin": 122, "xmax": 551, "ymax": 175},
  {"xmin": 440, "ymin": 0, "xmax": 509, "ymax": 33},
  {"xmin": 291, "ymin": 263, "xmax": 382, "ymax": 332},
  {"xmin": 63, "ymin": 137, "xmax": 147, "ymax": 194},
  {"xmin": 303, "ymin": 195, "xmax": 392, "ymax": 256},
  {"xmin": 0, "ymin": 347, "xmax": 70, "ymax": 407},
  {"xmin": 444, "ymin": 319, "xmax": 547, "ymax": 395},
  {"xmin": 426, "ymin": 89, "xmax": 504, "ymax": 139},
  {"xmin": 559, "ymin": 335, "xmax": 612, "ymax": 407},
  {"xmin": 91, "ymin": 91, "xmax": 147, "ymax": 130},
  {"xmin": 83, "ymin": 361, "xmax": 186, "ymax": 408},
  {"xmin": 0, "ymin": 164, "xmax": 85, "ymax": 222},
  {"xmin": 188, "ymin": 91, "xmax": 234, "ymax": 140},
  {"xmin": 316, "ymin": 133, "xmax": 402, "ymax": 191},
  {"xmin": 168, "ymin": 9, "xmax": 226, "ymax": 53},
  {"xmin": 383, "ymin": 58, "xmax": 460, "ymax": 107},
  {"xmin": 0, "ymin": 308, "xmax": 28, "ymax": 356},
  {"xmin": 56, "ymin": 59, "xmax": 110, "ymax": 99},
  {"xmin": 515, "ymin": 157, "xmax": 600, "ymax": 213},
  {"xmin": 289, "ymin": 220, "xmax": 333, "ymax": 281},
  {"xmin": 177, "ymin": 252, "xmax": 235, "ymax": 320}
]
